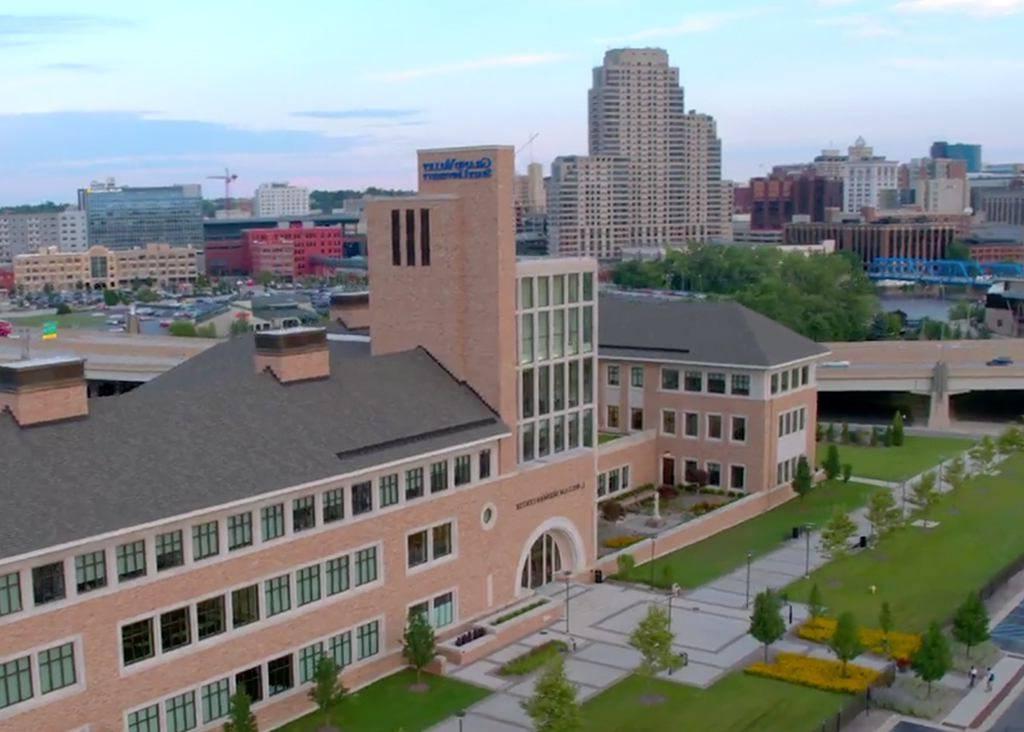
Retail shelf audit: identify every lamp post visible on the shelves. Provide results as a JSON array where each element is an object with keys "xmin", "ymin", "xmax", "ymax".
[
  {"xmin": 804, "ymin": 523, "xmax": 813, "ymax": 578},
  {"xmin": 745, "ymin": 551, "xmax": 753, "ymax": 608},
  {"xmin": 649, "ymin": 536, "xmax": 656, "ymax": 587},
  {"xmin": 456, "ymin": 710, "xmax": 466, "ymax": 732},
  {"xmin": 900, "ymin": 480, "xmax": 907, "ymax": 520},
  {"xmin": 562, "ymin": 569, "xmax": 572, "ymax": 635},
  {"xmin": 668, "ymin": 582, "xmax": 680, "ymax": 633}
]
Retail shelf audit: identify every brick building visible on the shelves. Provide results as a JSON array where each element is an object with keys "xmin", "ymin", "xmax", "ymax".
[
  {"xmin": 749, "ymin": 174, "xmax": 842, "ymax": 230},
  {"xmin": 246, "ymin": 225, "xmax": 343, "ymax": 280},
  {"xmin": 784, "ymin": 219, "xmax": 957, "ymax": 265}
]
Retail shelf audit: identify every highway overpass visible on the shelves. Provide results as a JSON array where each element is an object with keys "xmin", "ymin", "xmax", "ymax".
[{"xmin": 819, "ymin": 340, "xmax": 1024, "ymax": 428}]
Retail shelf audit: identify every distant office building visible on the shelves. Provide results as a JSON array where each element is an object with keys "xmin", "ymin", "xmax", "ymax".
[
  {"xmin": 253, "ymin": 182, "xmax": 310, "ymax": 218},
  {"xmin": 14, "ymin": 244, "xmax": 198, "ymax": 291},
  {"xmin": 841, "ymin": 138, "xmax": 899, "ymax": 214},
  {"xmin": 750, "ymin": 173, "xmax": 843, "ymax": 230},
  {"xmin": 902, "ymin": 158, "xmax": 970, "ymax": 215},
  {"xmin": 813, "ymin": 148, "xmax": 847, "ymax": 180},
  {"xmin": 680, "ymin": 112, "xmax": 730, "ymax": 241},
  {"xmin": 246, "ymin": 224, "xmax": 343, "ymax": 281},
  {"xmin": 514, "ymin": 163, "xmax": 546, "ymax": 216},
  {"xmin": 0, "ymin": 208, "xmax": 88, "ymax": 262},
  {"xmin": 784, "ymin": 218, "xmax": 956, "ymax": 265},
  {"xmin": 0, "ymin": 265, "xmax": 13, "ymax": 293},
  {"xmin": 514, "ymin": 163, "xmax": 548, "ymax": 252},
  {"xmin": 547, "ymin": 155, "xmax": 630, "ymax": 259},
  {"xmin": 78, "ymin": 178, "xmax": 203, "ymax": 250},
  {"xmin": 974, "ymin": 188, "xmax": 1024, "ymax": 227},
  {"xmin": 930, "ymin": 141, "xmax": 982, "ymax": 174}
]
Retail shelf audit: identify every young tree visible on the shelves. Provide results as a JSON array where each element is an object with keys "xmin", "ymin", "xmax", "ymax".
[
  {"xmin": 823, "ymin": 444, "xmax": 842, "ymax": 480},
  {"xmin": 403, "ymin": 610, "xmax": 437, "ymax": 686},
  {"xmin": 749, "ymin": 590, "xmax": 786, "ymax": 662},
  {"xmin": 829, "ymin": 612, "xmax": 864, "ymax": 677},
  {"xmin": 841, "ymin": 463, "xmax": 853, "ymax": 483},
  {"xmin": 879, "ymin": 602, "xmax": 894, "ymax": 657},
  {"xmin": 866, "ymin": 489, "xmax": 901, "ymax": 541},
  {"xmin": 841, "ymin": 422, "xmax": 851, "ymax": 444},
  {"xmin": 952, "ymin": 592, "xmax": 990, "ymax": 658},
  {"xmin": 629, "ymin": 605, "xmax": 683, "ymax": 689},
  {"xmin": 911, "ymin": 472, "xmax": 940, "ymax": 511},
  {"xmin": 882, "ymin": 426, "xmax": 893, "ymax": 447},
  {"xmin": 230, "ymin": 317, "xmax": 252, "ymax": 336},
  {"xmin": 945, "ymin": 455, "xmax": 968, "ymax": 492},
  {"xmin": 997, "ymin": 426, "xmax": 1024, "ymax": 455},
  {"xmin": 891, "ymin": 412, "xmax": 905, "ymax": 447},
  {"xmin": 970, "ymin": 436, "xmax": 997, "ymax": 475},
  {"xmin": 256, "ymin": 270, "xmax": 275, "ymax": 287},
  {"xmin": 815, "ymin": 423, "xmax": 824, "ymax": 442},
  {"xmin": 224, "ymin": 690, "xmax": 258, "ymax": 732},
  {"xmin": 912, "ymin": 622, "xmax": 952, "ymax": 697},
  {"xmin": 308, "ymin": 656, "xmax": 346, "ymax": 731},
  {"xmin": 521, "ymin": 657, "xmax": 581, "ymax": 732},
  {"xmin": 869, "ymin": 427, "xmax": 880, "ymax": 447},
  {"xmin": 808, "ymin": 583, "xmax": 825, "ymax": 620},
  {"xmin": 102, "ymin": 288, "xmax": 120, "ymax": 307},
  {"xmin": 825, "ymin": 423, "xmax": 837, "ymax": 443},
  {"xmin": 793, "ymin": 456, "xmax": 813, "ymax": 500},
  {"xmin": 820, "ymin": 507, "xmax": 858, "ymax": 560}
]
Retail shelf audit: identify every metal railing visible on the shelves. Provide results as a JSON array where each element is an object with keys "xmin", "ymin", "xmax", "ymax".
[{"xmin": 812, "ymin": 663, "xmax": 895, "ymax": 732}]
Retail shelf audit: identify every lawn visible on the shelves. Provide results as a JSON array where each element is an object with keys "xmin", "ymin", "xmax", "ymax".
[
  {"xmin": 277, "ymin": 669, "xmax": 490, "ymax": 732},
  {"xmin": 4, "ymin": 311, "xmax": 109, "ymax": 330},
  {"xmin": 580, "ymin": 673, "xmax": 847, "ymax": 732},
  {"xmin": 617, "ymin": 481, "xmax": 879, "ymax": 589},
  {"xmin": 823, "ymin": 435, "xmax": 975, "ymax": 482},
  {"xmin": 787, "ymin": 451, "xmax": 1024, "ymax": 633},
  {"xmin": 598, "ymin": 432, "xmax": 625, "ymax": 445}
]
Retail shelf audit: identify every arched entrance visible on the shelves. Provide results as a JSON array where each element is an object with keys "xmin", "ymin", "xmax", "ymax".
[
  {"xmin": 520, "ymin": 533, "xmax": 563, "ymax": 590},
  {"xmin": 515, "ymin": 518, "xmax": 586, "ymax": 594}
]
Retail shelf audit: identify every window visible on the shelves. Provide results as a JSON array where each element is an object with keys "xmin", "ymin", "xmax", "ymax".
[
  {"xmin": 781, "ymin": 370, "xmax": 790, "ymax": 391},
  {"xmin": 607, "ymin": 405, "xmax": 620, "ymax": 429},
  {"xmin": 156, "ymin": 530, "xmax": 184, "ymax": 571},
  {"xmin": 801, "ymin": 365, "xmax": 810, "ymax": 385},
  {"xmin": 707, "ymin": 372, "xmax": 726, "ymax": 394},
  {"xmin": 731, "ymin": 374, "xmax": 750, "ymax": 396},
  {"xmin": 568, "ymin": 361, "xmax": 580, "ymax": 408},
  {"xmin": 553, "ymin": 274, "xmax": 565, "ymax": 304},
  {"xmin": 299, "ymin": 643, "xmax": 323, "ymax": 684},
  {"xmin": 405, "ymin": 468, "xmax": 424, "ymax": 501},
  {"xmin": 128, "ymin": 704, "xmax": 161, "ymax": 732},
  {"xmin": 537, "ymin": 311, "xmax": 549, "ymax": 360},
  {"xmin": 771, "ymin": 373, "xmax": 779, "ymax": 394},
  {"xmin": 192, "ymin": 521, "xmax": 219, "ymax": 561},
  {"xmin": 630, "ymin": 407, "xmax": 644, "ymax": 431},
  {"xmin": 231, "ymin": 585, "xmax": 260, "ymax": 628},
  {"xmin": 355, "ymin": 547, "xmax": 378, "ymax": 585},
  {"xmin": 323, "ymin": 488, "xmax": 345, "ymax": 523},
  {"xmin": 390, "ymin": 209, "xmax": 400, "ymax": 265},
  {"xmin": 197, "ymin": 596, "xmax": 226, "ymax": 640},
  {"xmin": 430, "ymin": 461, "xmax": 448, "ymax": 493},
  {"xmin": 420, "ymin": 208, "xmax": 431, "ymax": 265},
  {"xmin": 122, "ymin": 618, "xmax": 155, "ymax": 665},
  {"xmin": 351, "ymin": 481, "xmax": 373, "ymax": 515},
  {"xmin": 583, "ymin": 271, "xmax": 594, "ymax": 300},
  {"xmin": 583, "ymin": 360, "xmax": 593, "ymax": 405},
  {"xmin": 538, "ymin": 366, "xmax": 550, "ymax": 415},
  {"xmin": 32, "ymin": 562, "xmax": 65, "ymax": 605},
  {"xmin": 520, "ymin": 277, "xmax": 533, "ymax": 309},
  {"xmin": 433, "ymin": 523, "xmax": 453, "ymax": 559},
  {"xmin": 433, "ymin": 592, "xmax": 455, "ymax": 628},
  {"xmin": 622, "ymin": 465, "xmax": 631, "ymax": 490},
  {"xmin": 584, "ymin": 407, "xmax": 594, "ymax": 447},
  {"xmin": 235, "ymin": 666, "xmax": 263, "ymax": 703},
  {"xmin": 732, "ymin": 416, "xmax": 747, "ymax": 442},
  {"xmin": 730, "ymin": 465, "xmax": 746, "ymax": 491},
  {"xmin": 37, "ymin": 642, "xmax": 75, "ymax": 694},
  {"xmin": 408, "ymin": 530, "xmax": 428, "ymax": 568},
  {"xmin": 0, "ymin": 572, "xmax": 21, "ymax": 617},
  {"xmin": 268, "ymin": 654, "xmax": 294, "ymax": 696},
  {"xmin": 582, "ymin": 306, "xmax": 593, "ymax": 353},
  {"xmin": 297, "ymin": 565, "xmax": 321, "ymax": 606},
  {"xmin": 520, "ymin": 313, "xmax": 534, "ymax": 364},
  {"xmin": 0, "ymin": 655, "xmax": 32, "ymax": 710},
  {"xmin": 227, "ymin": 512, "xmax": 253, "ymax": 550},
  {"xmin": 630, "ymin": 366, "xmax": 644, "ymax": 388},
  {"xmin": 707, "ymin": 462, "xmax": 722, "ymax": 487},
  {"xmin": 567, "ymin": 273, "xmax": 579, "ymax": 303},
  {"xmin": 521, "ymin": 368, "xmax": 535, "ymax": 418},
  {"xmin": 661, "ymin": 368, "xmax": 679, "ymax": 390},
  {"xmin": 75, "ymin": 550, "xmax": 106, "ymax": 593},
  {"xmin": 661, "ymin": 409, "xmax": 676, "ymax": 436},
  {"xmin": 265, "ymin": 575, "xmax": 291, "ymax": 617},
  {"xmin": 454, "ymin": 455, "xmax": 471, "ymax": 486},
  {"xmin": 166, "ymin": 691, "xmax": 197, "ymax": 732},
  {"xmin": 567, "ymin": 308, "xmax": 580, "ymax": 355},
  {"xmin": 405, "ymin": 208, "xmax": 415, "ymax": 265},
  {"xmin": 376, "ymin": 473, "xmax": 400, "ymax": 508},
  {"xmin": 293, "ymin": 496, "xmax": 316, "ymax": 532},
  {"xmin": 161, "ymin": 606, "xmax": 191, "ymax": 652},
  {"xmin": 597, "ymin": 473, "xmax": 607, "ymax": 497},
  {"xmin": 261, "ymin": 504, "xmax": 285, "ymax": 542},
  {"xmin": 522, "ymin": 423, "xmax": 535, "ymax": 462},
  {"xmin": 330, "ymin": 631, "xmax": 352, "ymax": 668},
  {"xmin": 685, "ymin": 370, "xmax": 703, "ymax": 392},
  {"xmin": 538, "ymin": 276, "xmax": 549, "ymax": 306},
  {"xmin": 326, "ymin": 556, "xmax": 350, "ymax": 595},
  {"xmin": 607, "ymin": 364, "xmax": 620, "ymax": 386},
  {"xmin": 479, "ymin": 449, "xmax": 491, "ymax": 480},
  {"xmin": 707, "ymin": 414, "xmax": 723, "ymax": 440},
  {"xmin": 569, "ymin": 412, "xmax": 580, "ymax": 449},
  {"xmin": 553, "ymin": 362, "xmax": 565, "ymax": 410},
  {"xmin": 357, "ymin": 620, "xmax": 380, "ymax": 660},
  {"xmin": 201, "ymin": 679, "xmax": 231, "ymax": 724},
  {"xmin": 552, "ymin": 309, "xmax": 564, "ymax": 357},
  {"xmin": 792, "ymin": 367, "xmax": 801, "ymax": 388},
  {"xmin": 608, "ymin": 469, "xmax": 620, "ymax": 493}
]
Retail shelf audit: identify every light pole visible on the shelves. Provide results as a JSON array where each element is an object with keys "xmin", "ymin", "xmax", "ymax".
[
  {"xmin": 804, "ymin": 523, "xmax": 813, "ymax": 578},
  {"xmin": 668, "ymin": 582, "xmax": 680, "ymax": 633},
  {"xmin": 456, "ymin": 710, "xmax": 466, "ymax": 732},
  {"xmin": 900, "ymin": 480, "xmax": 907, "ymax": 520},
  {"xmin": 649, "ymin": 536, "xmax": 656, "ymax": 587},
  {"xmin": 745, "ymin": 551, "xmax": 753, "ymax": 608},
  {"xmin": 562, "ymin": 569, "xmax": 572, "ymax": 635}
]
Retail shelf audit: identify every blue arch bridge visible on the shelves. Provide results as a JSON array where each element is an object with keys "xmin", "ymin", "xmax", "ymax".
[{"xmin": 867, "ymin": 258, "xmax": 1024, "ymax": 286}]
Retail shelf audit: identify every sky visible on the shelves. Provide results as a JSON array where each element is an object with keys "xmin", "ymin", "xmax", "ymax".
[{"xmin": 2, "ymin": 0, "xmax": 1023, "ymax": 204}]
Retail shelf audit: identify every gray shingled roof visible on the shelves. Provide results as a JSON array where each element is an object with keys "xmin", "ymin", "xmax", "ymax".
[
  {"xmin": 599, "ymin": 292, "xmax": 829, "ymax": 367},
  {"xmin": 0, "ymin": 338, "xmax": 506, "ymax": 560}
]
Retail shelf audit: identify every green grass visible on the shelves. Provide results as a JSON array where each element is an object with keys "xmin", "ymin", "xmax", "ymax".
[
  {"xmin": 498, "ymin": 640, "xmax": 568, "ymax": 676},
  {"xmin": 787, "ymin": 451, "xmax": 1024, "ymax": 633},
  {"xmin": 823, "ymin": 435, "xmax": 975, "ymax": 481},
  {"xmin": 598, "ymin": 432, "xmax": 625, "ymax": 445},
  {"xmin": 5, "ymin": 311, "xmax": 110, "ymax": 330},
  {"xmin": 580, "ymin": 673, "xmax": 846, "ymax": 732},
  {"xmin": 617, "ymin": 481, "xmax": 879, "ymax": 589},
  {"xmin": 277, "ymin": 669, "xmax": 490, "ymax": 732}
]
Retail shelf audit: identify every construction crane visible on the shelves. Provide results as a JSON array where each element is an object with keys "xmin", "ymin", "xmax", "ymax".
[
  {"xmin": 207, "ymin": 167, "xmax": 238, "ymax": 213},
  {"xmin": 517, "ymin": 132, "xmax": 540, "ymax": 161}
]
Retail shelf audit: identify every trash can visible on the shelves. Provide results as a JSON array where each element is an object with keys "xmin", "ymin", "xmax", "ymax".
[
  {"xmin": 594, "ymin": 569, "xmax": 604, "ymax": 584},
  {"xmin": 859, "ymin": 535, "xmax": 868, "ymax": 548},
  {"xmin": 792, "ymin": 526, "xmax": 800, "ymax": 540}
]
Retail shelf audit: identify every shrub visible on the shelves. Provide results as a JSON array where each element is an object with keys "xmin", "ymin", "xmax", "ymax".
[
  {"xmin": 498, "ymin": 640, "xmax": 568, "ymax": 676},
  {"xmin": 841, "ymin": 463, "xmax": 852, "ymax": 483},
  {"xmin": 602, "ymin": 500, "xmax": 624, "ymax": 522},
  {"xmin": 870, "ymin": 428, "xmax": 880, "ymax": 447},
  {"xmin": 55, "ymin": 302, "xmax": 72, "ymax": 315},
  {"xmin": 617, "ymin": 553, "xmax": 636, "ymax": 575},
  {"xmin": 603, "ymin": 535, "xmax": 644, "ymax": 550},
  {"xmin": 798, "ymin": 618, "xmax": 921, "ymax": 659},
  {"xmin": 690, "ymin": 501, "xmax": 723, "ymax": 516},
  {"xmin": 657, "ymin": 485, "xmax": 679, "ymax": 500},
  {"xmin": 745, "ymin": 652, "xmax": 881, "ymax": 694},
  {"xmin": 825, "ymin": 423, "xmax": 837, "ymax": 442},
  {"xmin": 492, "ymin": 599, "xmax": 548, "ymax": 626},
  {"xmin": 841, "ymin": 423, "xmax": 851, "ymax": 443}
]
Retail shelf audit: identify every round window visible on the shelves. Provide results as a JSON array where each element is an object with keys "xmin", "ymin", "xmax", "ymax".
[{"xmin": 481, "ymin": 503, "xmax": 497, "ymax": 529}]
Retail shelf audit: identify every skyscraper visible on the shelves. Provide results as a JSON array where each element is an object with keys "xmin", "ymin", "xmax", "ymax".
[
  {"xmin": 930, "ymin": 141, "xmax": 982, "ymax": 174},
  {"xmin": 78, "ymin": 179, "xmax": 203, "ymax": 250},
  {"xmin": 547, "ymin": 155, "xmax": 629, "ymax": 258},
  {"xmin": 841, "ymin": 137, "xmax": 898, "ymax": 214}
]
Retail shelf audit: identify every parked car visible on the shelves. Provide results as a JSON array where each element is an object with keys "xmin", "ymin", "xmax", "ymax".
[{"xmin": 987, "ymin": 356, "xmax": 1014, "ymax": 366}]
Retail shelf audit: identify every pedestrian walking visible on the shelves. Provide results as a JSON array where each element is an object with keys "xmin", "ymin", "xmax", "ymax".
[
  {"xmin": 788, "ymin": 604, "xmax": 793, "ymax": 625},
  {"xmin": 986, "ymin": 667, "xmax": 995, "ymax": 692},
  {"xmin": 969, "ymin": 665, "xmax": 977, "ymax": 688}
]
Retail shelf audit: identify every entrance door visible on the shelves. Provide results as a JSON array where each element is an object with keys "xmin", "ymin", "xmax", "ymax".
[
  {"xmin": 661, "ymin": 455, "xmax": 676, "ymax": 486},
  {"xmin": 520, "ymin": 533, "xmax": 564, "ymax": 590}
]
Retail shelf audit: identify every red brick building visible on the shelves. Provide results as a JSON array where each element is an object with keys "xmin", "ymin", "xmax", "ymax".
[
  {"xmin": 750, "ymin": 173, "xmax": 842, "ymax": 230},
  {"xmin": 245, "ymin": 224, "xmax": 343, "ymax": 280},
  {"xmin": 0, "ymin": 266, "xmax": 14, "ymax": 293}
]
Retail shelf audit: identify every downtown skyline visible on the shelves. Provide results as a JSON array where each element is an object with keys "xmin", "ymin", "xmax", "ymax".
[{"xmin": 2, "ymin": 0, "xmax": 1024, "ymax": 204}]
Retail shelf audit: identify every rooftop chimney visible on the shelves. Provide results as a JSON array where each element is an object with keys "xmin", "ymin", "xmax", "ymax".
[
  {"xmin": 0, "ymin": 357, "xmax": 88, "ymax": 426},
  {"xmin": 253, "ymin": 327, "xmax": 330, "ymax": 383}
]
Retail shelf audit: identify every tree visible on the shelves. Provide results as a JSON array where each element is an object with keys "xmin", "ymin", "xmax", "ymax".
[
  {"xmin": 820, "ymin": 507, "xmax": 858, "ymax": 559},
  {"xmin": 808, "ymin": 584, "xmax": 825, "ymax": 619},
  {"xmin": 866, "ymin": 489, "xmax": 901, "ymax": 541},
  {"xmin": 749, "ymin": 590, "xmax": 786, "ymax": 662},
  {"xmin": 521, "ymin": 657, "xmax": 581, "ymax": 732},
  {"xmin": 841, "ymin": 423, "xmax": 850, "ymax": 444},
  {"xmin": 256, "ymin": 271, "xmax": 275, "ymax": 287},
  {"xmin": 403, "ymin": 609, "xmax": 437, "ymax": 686},
  {"xmin": 169, "ymin": 320, "xmax": 197, "ymax": 337},
  {"xmin": 224, "ymin": 689, "xmax": 258, "ymax": 732},
  {"xmin": 947, "ymin": 240, "xmax": 971, "ymax": 261},
  {"xmin": 829, "ymin": 612, "xmax": 864, "ymax": 678},
  {"xmin": 825, "ymin": 423, "xmax": 837, "ymax": 443},
  {"xmin": 945, "ymin": 455, "xmax": 968, "ymax": 492},
  {"xmin": 952, "ymin": 592, "xmax": 990, "ymax": 658},
  {"xmin": 230, "ymin": 316, "xmax": 252, "ymax": 336},
  {"xmin": 911, "ymin": 471, "xmax": 939, "ymax": 511},
  {"xmin": 55, "ymin": 302, "xmax": 72, "ymax": 315},
  {"xmin": 997, "ymin": 426, "xmax": 1024, "ymax": 455},
  {"xmin": 793, "ymin": 456, "xmax": 813, "ymax": 500},
  {"xmin": 912, "ymin": 621, "xmax": 952, "ymax": 696},
  {"xmin": 841, "ymin": 463, "xmax": 853, "ymax": 483},
  {"xmin": 102, "ymin": 288, "xmax": 120, "ymax": 307},
  {"xmin": 879, "ymin": 602, "xmax": 894, "ymax": 657},
  {"xmin": 823, "ymin": 444, "xmax": 842, "ymax": 480},
  {"xmin": 309, "ymin": 656, "xmax": 346, "ymax": 730},
  {"xmin": 135, "ymin": 286, "xmax": 160, "ymax": 303},
  {"xmin": 869, "ymin": 427, "xmax": 880, "ymax": 447},
  {"xmin": 629, "ymin": 605, "xmax": 683, "ymax": 688},
  {"xmin": 891, "ymin": 412, "xmax": 905, "ymax": 447},
  {"xmin": 882, "ymin": 426, "xmax": 893, "ymax": 447},
  {"xmin": 970, "ymin": 436, "xmax": 997, "ymax": 475}
]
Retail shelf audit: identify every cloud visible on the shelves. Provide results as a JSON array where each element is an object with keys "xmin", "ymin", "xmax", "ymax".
[
  {"xmin": 893, "ymin": 0, "xmax": 1024, "ymax": 14},
  {"xmin": 0, "ymin": 14, "xmax": 132, "ymax": 45},
  {"xmin": 292, "ymin": 108, "xmax": 420, "ymax": 120},
  {"xmin": 881, "ymin": 56, "xmax": 949, "ymax": 70},
  {"xmin": 40, "ymin": 62, "xmax": 106, "ymax": 73},
  {"xmin": 816, "ymin": 13, "xmax": 900, "ymax": 36},
  {"xmin": 608, "ymin": 10, "xmax": 763, "ymax": 42},
  {"xmin": 368, "ymin": 53, "xmax": 569, "ymax": 82}
]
